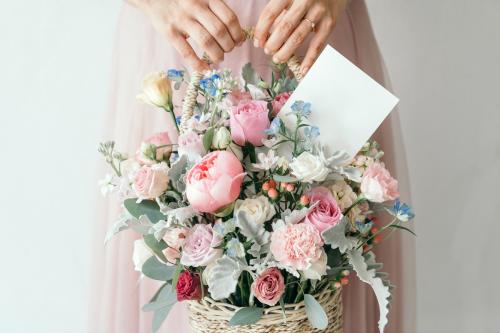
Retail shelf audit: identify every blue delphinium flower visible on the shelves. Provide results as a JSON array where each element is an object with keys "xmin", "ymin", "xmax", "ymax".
[
  {"xmin": 265, "ymin": 117, "xmax": 282, "ymax": 135},
  {"xmin": 167, "ymin": 69, "xmax": 184, "ymax": 80},
  {"xmin": 200, "ymin": 73, "xmax": 221, "ymax": 97},
  {"xmin": 290, "ymin": 100, "xmax": 312, "ymax": 118},
  {"xmin": 390, "ymin": 199, "xmax": 415, "ymax": 222},
  {"xmin": 304, "ymin": 125, "xmax": 320, "ymax": 139},
  {"xmin": 175, "ymin": 115, "xmax": 182, "ymax": 125}
]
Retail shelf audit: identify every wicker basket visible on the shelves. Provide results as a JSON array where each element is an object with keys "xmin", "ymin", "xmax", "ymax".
[{"xmin": 187, "ymin": 287, "xmax": 343, "ymax": 333}]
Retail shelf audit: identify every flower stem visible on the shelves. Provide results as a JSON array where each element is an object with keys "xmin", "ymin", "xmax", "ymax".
[{"xmin": 162, "ymin": 105, "xmax": 180, "ymax": 134}]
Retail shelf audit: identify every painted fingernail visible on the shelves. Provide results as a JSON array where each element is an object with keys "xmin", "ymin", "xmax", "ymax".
[
  {"xmin": 301, "ymin": 66, "xmax": 310, "ymax": 75},
  {"xmin": 273, "ymin": 56, "xmax": 280, "ymax": 63},
  {"xmin": 264, "ymin": 48, "xmax": 270, "ymax": 55},
  {"xmin": 253, "ymin": 38, "xmax": 259, "ymax": 47}
]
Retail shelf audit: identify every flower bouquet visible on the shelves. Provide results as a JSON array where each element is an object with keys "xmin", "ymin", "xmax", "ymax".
[{"xmin": 99, "ymin": 54, "xmax": 414, "ymax": 333}]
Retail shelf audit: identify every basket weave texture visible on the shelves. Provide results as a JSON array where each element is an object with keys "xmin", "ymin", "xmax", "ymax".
[{"xmin": 187, "ymin": 287, "xmax": 343, "ymax": 333}]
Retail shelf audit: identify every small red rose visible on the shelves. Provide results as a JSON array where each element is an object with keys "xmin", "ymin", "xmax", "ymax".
[{"xmin": 176, "ymin": 271, "xmax": 202, "ymax": 301}]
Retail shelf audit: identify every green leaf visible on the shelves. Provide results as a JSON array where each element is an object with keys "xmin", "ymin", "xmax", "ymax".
[
  {"xmin": 148, "ymin": 282, "xmax": 169, "ymax": 303},
  {"xmin": 124, "ymin": 198, "xmax": 166, "ymax": 224},
  {"xmin": 171, "ymin": 262, "xmax": 183, "ymax": 291},
  {"xmin": 242, "ymin": 63, "xmax": 259, "ymax": 87},
  {"xmin": 142, "ymin": 256, "xmax": 175, "ymax": 281},
  {"xmin": 388, "ymin": 224, "xmax": 417, "ymax": 236},
  {"xmin": 146, "ymin": 281, "xmax": 178, "ymax": 332},
  {"xmin": 272, "ymin": 174, "xmax": 299, "ymax": 183},
  {"xmin": 144, "ymin": 234, "xmax": 169, "ymax": 262},
  {"xmin": 203, "ymin": 127, "xmax": 215, "ymax": 151},
  {"xmin": 304, "ymin": 294, "xmax": 328, "ymax": 330},
  {"xmin": 228, "ymin": 307, "xmax": 263, "ymax": 326}
]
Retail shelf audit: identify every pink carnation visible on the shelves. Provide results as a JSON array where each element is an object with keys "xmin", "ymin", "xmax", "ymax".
[
  {"xmin": 230, "ymin": 100, "xmax": 270, "ymax": 146},
  {"xmin": 304, "ymin": 187, "xmax": 343, "ymax": 234},
  {"xmin": 360, "ymin": 162, "xmax": 399, "ymax": 203},
  {"xmin": 251, "ymin": 268, "xmax": 285, "ymax": 306},
  {"xmin": 181, "ymin": 224, "xmax": 222, "ymax": 267},
  {"xmin": 270, "ymin": 223, "xmax": 323, "ymax": 270},
  {"xmin": 271, "ymin": 91, "xmax": 291, "ymax": 116},
  {"xmin": 186, "ymin": 151, "xmax": 245, "ymax": 213}
]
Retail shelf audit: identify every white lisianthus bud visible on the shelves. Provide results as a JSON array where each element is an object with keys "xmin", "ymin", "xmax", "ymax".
[
  {"xmin": 136, "ymin": 71, "xmax": 172, "ymax": 108},
  {"xmin": 132, "ymin": 239, "xmax": 153, "ymax": 272},
  {"xmin": 212, "ymin": 127, "xmax": 231, "ymax": 149},
  {"xmin": 234, "ymin": 196, "xmax": 275, "ymax": 225},
  {"xmin": 289, "ymin": 151, "xmax": 329, "ymax": 183}
]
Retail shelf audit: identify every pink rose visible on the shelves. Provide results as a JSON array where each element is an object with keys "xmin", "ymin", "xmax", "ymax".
[
  {"xmin": 304, "ymin": 187, "xmax": 343, "ymax": 234},
  {"xmin": 226, "ymin": 90, "xmax": 252, "ymax": 106},
  {"xmin": 271, "ymin": 92, "xmax": 291, "ymax": 116},
  {"xmin": 133, "ymin": 163, "xmax": 169, "ymax": 199},
  {"xmin": 163, "ymin": 227, "xmax": 189, "ymax": 264},
  {"xmin": 230, "ymin": 100, "xmax": 270, "ymax": 146},
  {"xmin": 270, "ymin": 223, "xmax": 323, "ymax": 270},
  {"xmin": 178, "ymin": 131, "xmax": 205, "ymax": 161},
  {"xmin": 137, "ymin": 132, "xmax": 173, "ymax": 165},
  {"xmin": 360, "ymin": 162, "xmax": 399, "ymax": 203},
  {"xmin": 186, "ymin": 151, "xmax": 245, "ymax": 213},
  {"xmin": 251, "ymin": 268, "xmax": 285, "ymax": 306},
  {"xmin": 181, "ymin": 224, "xmax": 222, "ymax": 267}
]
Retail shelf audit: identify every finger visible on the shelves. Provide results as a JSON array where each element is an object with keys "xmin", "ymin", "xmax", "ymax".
[
  {"xmin": 196, "ymin": 7, "xmax": 235, "ymax": 52},
  {"xmin": 168, "ymin": 29, "xmax": 209, "ymax": 72},
  {"xmin": 254, "ymin": 0, "xmax": 291, "ymax": 48},
  {"xmin": 209, "ymin": 0, "xmax": 245, "ymax": 46},
  {"xmin": 300, "ymin": 18, "xmax": 335, "ymax": 75},
  {"xmin": 264, "ymin": 0, "xmax": 312, "ymax": 55},
  {"xmin": 186, "ymin": 21, "xmax": 225, "ymax": 64},
  {"xmin": 272, "ymin": 4, "xmax": 325, "ymax": 63}
]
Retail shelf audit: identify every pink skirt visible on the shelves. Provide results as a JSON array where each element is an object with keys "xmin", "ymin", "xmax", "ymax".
[{"xmin": 89, "ymin": 1, "xmax": 416, "ymax": 332}]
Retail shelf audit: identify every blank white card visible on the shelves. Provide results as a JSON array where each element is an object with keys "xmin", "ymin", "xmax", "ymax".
[{"xmin": 278, "ymin": 45, "xmax": 399, "ymax": 158}]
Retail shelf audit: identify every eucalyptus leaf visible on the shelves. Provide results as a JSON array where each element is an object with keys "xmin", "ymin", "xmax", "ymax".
[
  {"xmin": 142, "ymin": 285, "xmax": 176, "ymax": 312},
  {"xmin": 304, "ymin": 294, "xmax": 328, "ymax": 330},
  {"xmin": 272, "ymin": 174, "xmax": 299, "ymax": 183},
  {"xmin": 124, "ymin": 198, "xmax": 166, "ymax": 224},
  {"xmin": 228, "ymin": 307, "xmax": 263, "ymax": 326},
  {"xmin": 152, "ymin": 306, "xmax": 171, "ymax": 333},
  {"xmin": 142, "ymin": 256, "xmax": 175, "ymax": 281},
  {"xmin": 144, "ymin": 234, "xmax": 169, "ymax": 262},
  {"xmin": 242, "ymin": 63, "xmax": 260, "ymax": 86}
]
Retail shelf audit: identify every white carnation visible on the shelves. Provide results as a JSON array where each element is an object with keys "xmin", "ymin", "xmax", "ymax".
[{"xmin": 289, "ymin": 151, "xmax": 329, "ymax": 183}]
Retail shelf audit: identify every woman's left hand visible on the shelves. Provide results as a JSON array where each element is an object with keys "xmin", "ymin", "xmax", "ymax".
[{"xmin": 254, "ymin": 0, "xmax": 347, "ymax": 75}]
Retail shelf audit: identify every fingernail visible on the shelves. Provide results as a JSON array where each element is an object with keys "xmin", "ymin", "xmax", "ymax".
[
  {"xmin": 253, "ymin": 38, "xmax": 259, "ymax": 48},
  {"xmin": 301, "ymin": 66, "xmax": 309, "ymax": 76},
  {"xmin": 264, "ymin": 48, "xmax": 270, "ymax": 55},
  {"xmin": 273, "ymin": 56, "xmax": 280, "ymax": 64}
]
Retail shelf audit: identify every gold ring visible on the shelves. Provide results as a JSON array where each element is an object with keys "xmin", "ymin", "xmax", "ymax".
[{"xmin": 304, "ymin": 18, "xmax": 316, "ymax": 32}]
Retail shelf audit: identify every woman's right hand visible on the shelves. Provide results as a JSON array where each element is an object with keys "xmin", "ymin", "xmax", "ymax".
[{"xmin": 132, "ymin": 0, "xmax": 245, "ymax": 71}]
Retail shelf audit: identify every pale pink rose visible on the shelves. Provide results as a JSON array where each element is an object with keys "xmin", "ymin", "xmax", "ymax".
[
  {"xmin": 270, "ymin": 223, "xmax": 323, "ymax": 270},
  {"xmin": 133, "ymin": 163, "xmax": 169, "ymax": 199},
  {"xmin": 186, "ymin": 151, "xmax": 245, "ymax": 213},
  {"xmin": 164, "ymin": 227, "xmax": 189, "ymax": 250},
  {"xmin": 180, "ymin": 224, "xmax": 222, "ymax": 267},
  {"xmin": 163, "ymin": 247, "xmax": 181, "ymax": 264},
  {"xmin": 360, "ymin": 162, "xmax": 399, "ymax": 203},
  {"xmin": 230, "ymin": 100, "xmax": 270, "ymax": 146},
  {"xmin": 271, "ymin": 91, "xmax": 291, "ymax": 116},
  {"xmin": 178, "ymin": 131, "xmax": 205, "ymax": 161},
  {"xmin": 137, "ymin": 132, "xmax": 173, "ymax": 165},
  {"xmin": 304, "ymin": 187, "xmax": 343, "ymax": 234},
  {"xmin": 251, "ymin": 267, "xmax": 285, "ymax": 306}
]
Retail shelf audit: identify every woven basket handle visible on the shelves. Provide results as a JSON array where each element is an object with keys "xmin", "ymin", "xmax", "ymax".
[{"xmin": 179, "ymin": 28, "xmax": 303, "ymax": 133}]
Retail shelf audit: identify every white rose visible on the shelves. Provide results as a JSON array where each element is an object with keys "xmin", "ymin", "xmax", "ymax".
[
  {"xmin": 212, "ymin": 127, "xmax": 231, "ymax": 149},
  {"xmin": 136, "ymin": 71, "xmax": 172, "ymax": 108},
  {"xmin": 302, "ymin": 250, "xmax": 327, "ymax": 280},
  {"xmin": 132, "ymin": 239, "xmax": 153, "ymax": 272},
  {"xmin": 234, "ymin": 196, "xmax": 276, "ymax": 225},
  {"xmin": 289, "ymin": 151, "xmax": 329, "ymax": 183}
]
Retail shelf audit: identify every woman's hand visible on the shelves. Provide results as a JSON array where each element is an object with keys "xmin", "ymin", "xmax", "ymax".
[
  {"xmin": 131, "ymin": 0, "xmax": 245, "ymax": 71},
  {"xmin": 254, "ymin": 0, "xmax": 347, "ymax": 75}
]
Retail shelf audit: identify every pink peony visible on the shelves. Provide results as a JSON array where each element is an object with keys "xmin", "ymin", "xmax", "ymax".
[
  {"xmin": 304, "ymin": 187, "xmax": 343, "ymax": 234},
  {"xmin": 230, "ymin": 100, "xmax": 270, "ymax": 146},
  {"xmin": 137, "ymin": 132, "xmax": 173, "ymax": 165},
  {"xmin": 133, "ymin": 163, "xmax": 169, "ymax": 199},
  {"xmin": 181, "ymin": 224, "xmax": 222, "ymax": 267},
  {"xmin": 177, "ymin": 131, "xmax": 205, "ymax": 161},
  {"xmin": 360, "ymin": 162, "xmax": 399, "ymax": 203},
  {"xmin": 271, "ymin": 91, "xmax": 291, "ymax": 116},
  {"xmin": 251, "ymin": 268, "xmax": 285, "ymax": 306},
  {"xmin": 185, "ymin": 151, "xmax": 245, "ymax": 213},
  {"xmin": 270, "ymin": 223, "xmax": 323, "ymax": 270}
]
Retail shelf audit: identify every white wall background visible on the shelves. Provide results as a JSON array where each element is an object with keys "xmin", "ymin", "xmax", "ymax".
[{"xmin": 0, "ymin": 1, "xmax": 498, "ymax": 333}]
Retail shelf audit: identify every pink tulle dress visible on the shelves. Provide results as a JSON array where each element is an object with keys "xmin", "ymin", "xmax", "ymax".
[{"xmin": 89, "ymin": 1, "xmax": 415, "ymax": 332}]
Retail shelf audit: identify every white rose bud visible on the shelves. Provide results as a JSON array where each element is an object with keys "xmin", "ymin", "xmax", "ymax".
[
  {"xmin": 289, "ymin": 151, "xmax": 329, "ymax": 183},
  {"xmin": 212, "ymin": 127, "xmax": 232, "ymax": 149},
  {"xmin": 136, "ymin": 71, "xmax": 172, "ymax": 108},
  {"xmin": 234, "ymin": 196, "xmax": 276, "ymax": 225},
  {"xmin": 132, "ymin": 239, "xmax": 153, "ymax": 272}
]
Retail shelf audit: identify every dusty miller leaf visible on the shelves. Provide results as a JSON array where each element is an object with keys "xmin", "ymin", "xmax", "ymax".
[
  {"xmin": 347, "ymin": 249, "xmax": 391, "ymax": 333},
  {"xmin": 322, "ymin": 217, "xmax": 358, "ymax": 253},
  {"xmin": 104, "ymin": 214, "xmax": 153, "ymax": 244},
  {"xmin": 235, "ymin": 211, "xmax": 270, "ymax": 246},
  {"xmin": 207, "ymin": 256, "xmax": 243, "ymax": 300}
]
